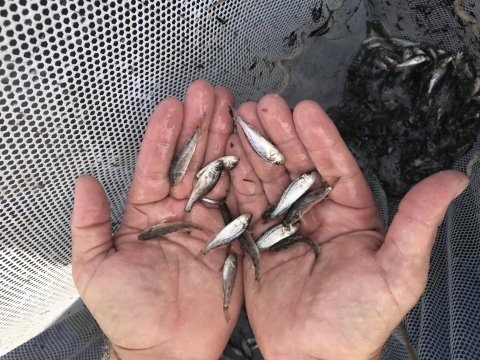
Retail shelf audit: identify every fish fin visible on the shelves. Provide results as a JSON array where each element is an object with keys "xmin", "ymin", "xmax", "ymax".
[
  {"xmin": 309, "ymin": 262, "xmax": 316, "ymax": 276},
  {"xmin": 253, "ymin": 279, "xmax": 261, "ymax": 294},
  {"xmin": 223, "ymin": 307, "xmax": 231, "ymax": 323},
  {"xmin": 218, "ymin": 263, "xmax": 225, "ymax": 272}
]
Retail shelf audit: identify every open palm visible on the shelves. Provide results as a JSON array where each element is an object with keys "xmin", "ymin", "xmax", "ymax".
[
  {"xmin": 70, "ymin": 81, "xmax": 244, "ymax": 360},
  {"xmin": 225, "ymin": 95, "xmax": 468, "ymax": 360}
]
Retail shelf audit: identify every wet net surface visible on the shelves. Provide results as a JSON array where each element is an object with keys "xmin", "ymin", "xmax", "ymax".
[{"xmin": 1, "ymin": 0, "xmax": 480, "ymax": 359}]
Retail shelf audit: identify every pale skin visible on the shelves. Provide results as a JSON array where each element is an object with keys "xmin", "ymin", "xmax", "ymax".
[{"xmin": 71, "ymin": 80, "xmax": 469, "ymax": 360}]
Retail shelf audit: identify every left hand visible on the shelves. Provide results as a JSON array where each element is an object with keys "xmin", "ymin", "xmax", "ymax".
[{"xmin": 71, "ymin": 80, "xmax": 243, "ymax": 360}]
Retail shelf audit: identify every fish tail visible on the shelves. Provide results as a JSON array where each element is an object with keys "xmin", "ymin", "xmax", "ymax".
[{"xmin": 223, "ymin": 307, "xmax": 231, "ymax": 323}]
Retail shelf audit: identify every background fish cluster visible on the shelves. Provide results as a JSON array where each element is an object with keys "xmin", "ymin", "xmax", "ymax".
[{"xmin": 328, "ymin": 22, "xmax": 480, "ymax": 198}]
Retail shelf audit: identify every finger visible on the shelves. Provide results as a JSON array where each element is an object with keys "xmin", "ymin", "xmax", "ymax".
[
  {"xmin": 71, "ymin": 176, "xmax": 114, "ymax": 294},
  {"xmin": 127, "ymin": 97, "xmax": 183, "ymax": 204},
  {"xmin": 377, "ymin": 170, "xmax": 469, "ymax": 310},
  {"xmin": 226, "ymin": 133, "xmax": 269, "ymax": 222},
  {"xmin": 293, "ymin": 100, "xmax": 376, "ymax": 209},
  {"xmin": 170, "ymin": 80, "xmax": 215, "ymax": 199},
  {"xmin": 236, "ymin": 102, "xmax": 291, "ymax": 204},
  {"xmin": 201, "ymin": 86, "xmax": 235, "ymax": 201},
  {"xmin": 257, "ymin": 94, "xmax": 315, "ymax": 178}
]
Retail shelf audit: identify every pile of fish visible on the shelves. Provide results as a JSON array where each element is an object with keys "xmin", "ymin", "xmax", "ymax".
[
  {"xmin": 328, "ymin": 23, "xmax": 480, "ymax": 197},
  {"xmin": 137, "ymin": 106, "xmax": 335, "ymax": 323}
]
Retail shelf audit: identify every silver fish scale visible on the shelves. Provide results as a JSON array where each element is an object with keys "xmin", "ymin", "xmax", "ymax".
[{"xmin": 202, "ymin": 214, "xmax": 252, "ymax": 254}]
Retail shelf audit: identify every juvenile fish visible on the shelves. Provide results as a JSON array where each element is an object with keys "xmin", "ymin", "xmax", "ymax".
[
  {"xmin": 229, "ymin": 106, "xmax": 285, "ymax": 165},
  {"xmin": 427, "ymin": 55, "xmax": 454, "ymax": 94},
  {"xmin": 256, "ymin": 221, "xmax": 301, "ymax": 251},
  {"xmin": 200, "ymin": 214, "xmax": 252, "ymax": 255},
  {"xmin": 471, "ymin": 77, "xmax": 480, "ymax": 96},
  {"xmin": 283, "ymin": 182, "xmax": 334, "ymax": 226},
  {"xmin": 195, "ymin": 156, "xmax": 240, "ymax": 179},
  {"xmin": 185, "ymin": 157, "xmax": 240, "ymax": 212},
  {"xmin": 219, "ymin": 199, "xmax": 233, "ymax": 257},
  {"xmin": 239, "ymin": 231, "xmax": 262, "ymax": 283},
  {"xmin": 169, "ymin": 127, "xmax": 201, "ymax": 186},
  {"xmin": 390, "ymin": 38, "xmax": 420, "ymax": 47},
  {"xmin": 222, "ymin": 252, "xmax": 237, "ymax": 323},
  {"xmin": 396, "ymin": 56, "xmax": 430, "ymax": 68},
  {"xmin": 262, "ymin": 171, "xmax": 318, "ymax": 219},
  {"xmin": 241, "ymin": 332, "xmax": 253, "ymax": 359},
  {"xmin": 138, "ymin": 222, "xmax": 205, "ymax": 241},
  {"xmin": 270, "ymin": 234, "xmax": 319, "ymax": 275}
]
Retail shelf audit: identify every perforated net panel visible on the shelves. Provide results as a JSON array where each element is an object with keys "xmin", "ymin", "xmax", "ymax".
[{"xmin": 1, "ymin": 0, "xmax": 480, "ymax": 359}]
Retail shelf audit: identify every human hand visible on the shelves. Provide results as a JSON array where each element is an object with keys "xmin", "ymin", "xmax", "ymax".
[
  {"xmin": 225, "ymin": 95, "xmax": 469, "ymax": 360},
  {"xmin": 71, "ymin": 80, "xmax": 244, "ymax": 360}
]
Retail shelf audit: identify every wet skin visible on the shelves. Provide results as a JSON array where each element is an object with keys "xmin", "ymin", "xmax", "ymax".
[{"xmin": 71, "ymin": 81, "xmax": 469, "ymax": 360}]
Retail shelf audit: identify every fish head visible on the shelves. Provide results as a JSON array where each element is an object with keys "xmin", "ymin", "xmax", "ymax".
[
  {"xmin": 170, "ymin": 172, "xmax": 183, "ymax": 186},
  {"xmin": 305, "ymin": 170, "xmax": 319, "ymax": 182},
  {"xmin": 269, "ymin": 152, "xmax": 285, "ymax": 165},
  {"xmin": 289, "ymin": 221, "xmax": 301, "ymax": 233},
  {"xmin": 222, "ymin": 156, "xmax": 240, "ymax": 170},
  {"xmin": 241, "ymin": 213, "xmax": 253, "ymax": 225}
]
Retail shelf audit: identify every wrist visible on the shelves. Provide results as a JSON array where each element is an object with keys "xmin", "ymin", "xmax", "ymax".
[
  {"xmin": 262, "ymin": 349, "xmax": 382, "ymax": 360},
  {"xmin": 109, "ymin": 343, "xmax": 221, "ymax": 360}
]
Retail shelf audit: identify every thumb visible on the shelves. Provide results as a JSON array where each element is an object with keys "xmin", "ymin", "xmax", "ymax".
[
  {"xmin": 71, "ymin": 175, "xmax": 114, "ymax": 295},
  {"xmin": 376, "ymin": 170, "xmax": 469, "ymax": 312}
]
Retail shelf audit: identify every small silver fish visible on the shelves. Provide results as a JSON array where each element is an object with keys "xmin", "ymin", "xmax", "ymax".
[
  {"xmin": 185, "ymin": 157, "xmax": 239, "ymax": 212},
  {"xmin": 471, "ymin": 77, "xmax": 480, "ymax": 96},
  {"xmin": 427, "ymin": 47, "xmax": 437, "ymax": 62},
  {"xmin": 283, "ymin": 181, "xmax": 335, "ymax": 226},
  {"xmin": 269, "ymin": 234, "xmax": 319, "ymax": 275},
  {"xmin": 396, "ymin": 56, "xmax": 430, "ymax": 68},
  {"xmin": 219, "ymin": 199, "xmax": 233, "ymax": 258},
  {"xmin": 239, "ymin": 231, "xmax": 262, "ymax": 282},
  {"xmin": 229, "ymin": 106, "xmax": 285, "ymax": 165},
  {"xmin": 255, "ymin": 221, "xmax": 301, "ymax": 251},
  {"xmin": 200, "ymin": 213, "xmax": 252, "ymax": 255},
  {"xmin": 329, "ymin": 0, "xmax": 345, "ymax": 11},
  {"xmin": 427, "ymin": 55, "xmax": 454, "ymax": 94},
  {"xmin": 241, "ymin": 332, "xmax": 253, "ymax": 359},
  {"xmin": 413, "ymin": 47, "xmax": 426, "ymax": 56},
  {"xmin": 402, "ymin": 49, "xmax": 413, "ymax": 61},
  {"xmin": 196, "ymin": 156, "xmax": 240, "ymax": 179},
  {"xmin": 169, "ymin": 127, "xmax": 201, "ymax": 186},
  {"xmin": 362, "ymin": 36, "xmax": 382, "ymax": 46},
  {"xmin": 262, "ymin": 171, "xmax": 318, "ymax": 219},
  {"xmin": 390, "ymin": 38, "xmax": 420, "ymax": 47},
  {"xmin": 186, "ymin": 161, "xmax": 223, "ymax": 212},
  {"xmin": 223, "ymin": 252, "xmax": 237, "ymax": 323},
  {"xmin": 138, "ymin": 222, "xmax": 205, "ymax": 240},
  {"xmin": 374, "ymin": 59, "xmax": 389, "ymax": 70}
]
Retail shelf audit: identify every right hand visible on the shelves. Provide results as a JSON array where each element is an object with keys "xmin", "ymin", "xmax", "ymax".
[{"xmin": 225, "ymin": 94, "xmax": 468, "ymax": 360}]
